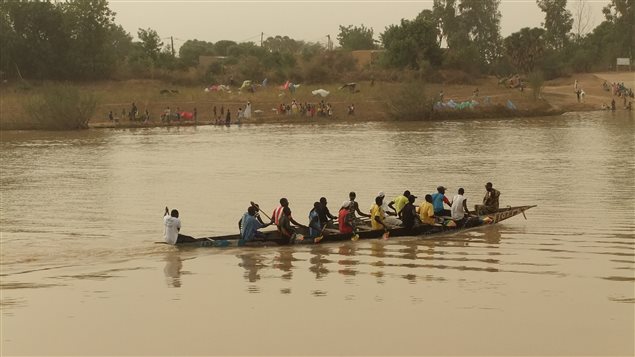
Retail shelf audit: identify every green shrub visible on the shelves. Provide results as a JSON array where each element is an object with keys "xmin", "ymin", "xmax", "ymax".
[
  {"xmin": 25, "ymin": 84, "xmax": 98, "ymax": 130},
  {"xmin": 385, "ymin": 80, "xmax": 433, "ymax": 120}
]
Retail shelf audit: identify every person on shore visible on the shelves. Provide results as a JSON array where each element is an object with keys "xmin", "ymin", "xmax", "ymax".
[
  {"xmin": 213, "ymin": 105, "xmax": 217, "ymax": 118},
  {"xmin": 399, "ymin": 194, "xmax": 418, "ymax": 229},
  {"xmin": 163, "ymin": 207, "xmax": 196, "ymax": 244},
  {"xmin": 611, "ymin": 98, "xmax": 616, "ymax": 111},
  {"xmin": 370, "ymin": 195, "xmax": 388, "ymax": 231},
  {"xmin": 451, "ymin": 188, "xmax": 470, "ymax": 224},
  {"xmin": 175, "ymin": 107, "xmax": 181, "ymax": 121},
  {"xmin": 221, "ymin": 105, "xmax": 224, "ymax": 116},
  {"xmin": 419, "ymin": 194, "xmax": 436, "ymax": 225},
  {"xmin": 317, "ymin": 197, "xmax": 337, "ymax": 228},
  {"xmin": 432, "ymin": 186, "xmax": 452, "ymax": 217},
  {"xmin": 193, "ymin": 107, "xmax": 198, "ymax": 123},
  {"xmin": 388, "ymin": 190, "xmax": 411, "ymax": 216},
  {"xmin": 238, "ymin": 206, "xmax": 269, "ymax": 246},
  {"xmin": 108, "ymin": 111, "xmax": 114, "ymax": 121},
  {"xmin": 476, "ymin": 182, "xmax": 500, "ymax": 215},
  {"xmin": 225, "ymin": 109, "xmax": 231, "ymax": 125},
  {"xmin": 163, "ymin": 107, "xmax": 171, "ymax": 123}
]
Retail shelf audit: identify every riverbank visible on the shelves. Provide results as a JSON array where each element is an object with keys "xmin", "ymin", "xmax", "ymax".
[{"xmin": 1, "ymin": 71, "xmax": 632, "ymax": 130}]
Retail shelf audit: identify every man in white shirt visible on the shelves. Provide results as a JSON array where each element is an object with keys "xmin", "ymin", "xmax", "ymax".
[
  {"xmin": 164, "ymin": 207, "xmax": 196, "ymax": 244},
  {"xmin": 451, "ymin": 188, "xmax": 470, "ymax": 224}
]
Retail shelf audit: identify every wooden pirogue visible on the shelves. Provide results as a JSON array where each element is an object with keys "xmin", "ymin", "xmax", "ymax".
[{"xmin": 171, "ymin": 205, "xmax": 536, "ymax": 247}]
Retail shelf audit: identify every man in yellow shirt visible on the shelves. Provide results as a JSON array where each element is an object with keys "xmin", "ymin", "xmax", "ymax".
[
  {"xmin": 419, "ymin": 194, "xmax": 436, "ymax": 225},
  {"xmin": 370, "ymin": 195, "xmax": 388, "ymax": 231},
  {"xmin": 388, "ymin": 190, "xmax": 411, "ymax": 216}
]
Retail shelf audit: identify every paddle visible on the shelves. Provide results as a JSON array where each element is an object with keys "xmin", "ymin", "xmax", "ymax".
[{"xmin": 250, "ymin": 201, "xmax": 272, "ymax": 221}]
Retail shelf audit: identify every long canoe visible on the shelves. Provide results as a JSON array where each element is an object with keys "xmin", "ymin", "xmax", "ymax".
[{"xmin": 168, "ymin": 205, "xmax": 536, "ymax": 248}]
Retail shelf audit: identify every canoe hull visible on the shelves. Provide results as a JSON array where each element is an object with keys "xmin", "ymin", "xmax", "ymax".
[{"xmin": 173, "ymin": 205, "xmax": 536, "ymax": 247}]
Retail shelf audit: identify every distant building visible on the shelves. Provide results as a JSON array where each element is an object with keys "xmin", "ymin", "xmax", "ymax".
[{"xmin": 350, "ymin": 50, "xmax": 385, "ymax": 70}]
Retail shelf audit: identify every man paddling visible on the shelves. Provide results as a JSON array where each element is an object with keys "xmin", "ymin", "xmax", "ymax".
[
  {"xmin": 348, "ymin": 191, "xmax": 371, "ymax": 219},
  {"xmin": 398, "ymin": 194, "xmax": 419, "ymax": 229},
  {"xmin": 431, "ymin": 186, "xmax": 452, "ymax": 217},
  {"xmin": 271, "ymin": 198, "xmax": 306, "ymax": 228},
  {"xmin": 388, "ymin": 190, "xmax": 411, "ymax": 216},
  {"xmin": 370, "ymin": 196, "xmax": 388, "ymax": 231},
  {"xmin": 238, "ymin": 206, "xmax": 270, "ymax": 246},
  {"xmin": 163, "ymin": 207, "xmax": 197, "ymax": 244},
  {"xmin": 317, "ymin": 197, "xmax": 337, "ymax": 228},
  {"xmin": 451, "ymin": 188, "xmax": 470, "ymax": 225}
]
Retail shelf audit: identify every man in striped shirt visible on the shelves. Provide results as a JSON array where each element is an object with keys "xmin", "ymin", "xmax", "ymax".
[{"xmin": 272, "ymin": 198, "xmax": 306, "ymax": 228}]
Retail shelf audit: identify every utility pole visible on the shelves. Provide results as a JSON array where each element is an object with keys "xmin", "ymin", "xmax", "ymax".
[
  {"xmin": 171, "ymin": 36, "xmax": 175, "ymax": 57},
  {"xmin": 326, "ymin": 34, "xmax": 331, "ymax": 51},
  {"xmin": 261, "ymin": 32, "xmax": 264, "ymax": 47}
]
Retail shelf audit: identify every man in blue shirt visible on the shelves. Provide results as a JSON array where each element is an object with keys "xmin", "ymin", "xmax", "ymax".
[
  {"xmin": 238, "ymin": 206, "xmax": 270, "ymax": 246},
  {"xmin": 431, "ymin": 186, "xmax": 452, "ymax": 217}
]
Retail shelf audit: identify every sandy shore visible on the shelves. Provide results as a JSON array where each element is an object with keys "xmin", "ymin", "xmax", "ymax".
[{"xmin": 1, "ymin": 71, "xmax": 632, "ymax": 130}]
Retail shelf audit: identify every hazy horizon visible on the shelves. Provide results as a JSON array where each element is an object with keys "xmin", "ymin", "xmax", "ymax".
[{"xmin": 109, "ymin": 0, "xmax": 608, "ymax": 50}]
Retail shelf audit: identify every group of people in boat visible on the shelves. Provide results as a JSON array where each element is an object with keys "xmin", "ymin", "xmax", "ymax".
[{"xmin": 163, "ymin": 182, "xmax": 501, "ymax": 246}]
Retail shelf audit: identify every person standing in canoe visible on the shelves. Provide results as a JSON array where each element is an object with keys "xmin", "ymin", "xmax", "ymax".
[
  {"xmin": 431, "ymin": 186, "xmax": 452, "ymax": 217},
  {"xmin": 388, "ymin": 190, "xmax": 411, "ymax": 216},
  {"xmin": 419, "ymin": 195, "xmax": 436, "ymax": 225},
  {"xmin": 238, "ymin": 206, "xmax": 270, "ymax": 246},
  {"xmin": 370, "ymin": 196, "xmax": 388, "ymax": 231},
  {"xmin": 163, "ymin": 207, "xmax": 197, "ymax": 244},
  {"xmin": 476, "ymin": 182, "xmax": 500, "ymax": 215}
]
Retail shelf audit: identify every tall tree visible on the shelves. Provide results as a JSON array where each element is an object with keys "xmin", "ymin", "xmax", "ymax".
[
  {"xmin": 263, "ymin": 35, "xmax": 304, "ymax": 53},
  {"xmin": 432, "ymin": 0, "xmax": 460, "ymax": 46},
  {"xmin": 456, "ymin": 0, "xmax": 503, "ymax": 65},
  {"xmin": 571, "ymin": 0, "xmax": 594, "ymax": 41},
  {"xmin": 337, "ymin": 24, "xmax": 376, "ymax": 50},
  {"xmin": 536, "ymin": 0, "xmax": 574, "ymax": 49},
  {"xmin": 504, "ymin": 27, "xmax": 547, "ymax": 73},
  {"xmin": 61, "ymin": 0, "xmax": 120, "ymax": 79},
  {"xmin": 602, "ymin": 0, "xmax": 634, "ymax": 58},
  {"xmin": 380, "ymin": 11, "xmax": 442, "ymax": 69},
  {"xmin": 137, "ymin": 28, "xmax": 163, "ymax": 62},
  {"xmin": 1, "ymin": 1, "xmax": 69, "ymax": 79}
]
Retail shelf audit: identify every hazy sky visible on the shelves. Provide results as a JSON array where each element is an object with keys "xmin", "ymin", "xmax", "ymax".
[{"xmin": 109, "ymin": 0, "xmax": 607, "ymax": 49}]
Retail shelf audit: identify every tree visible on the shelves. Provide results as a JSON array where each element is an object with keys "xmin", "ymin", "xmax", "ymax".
[
  {"xmin": 1, "ymin": 1, "xmax": 69, "ymax": 79},
  {"xmin": 602, "ymin": 0, "xmax": 634, "ymax": 58},
  {"xmin": 337, "ymin": 24, "xmax": 376, "ymax": 50},
  {"xmin": 536, "ymin": 0, "xmax": 573, "ymax": 50},
  {"xmin": 61, "ymin": 0, "xmax": 120, "ymax": 79},
  {"xmin": 213, "ymin": 40, "xmax": 237, "ymax": 56},
  {"xmin": 263, "ymin": 35, "xmax": 304, "ymax": 53},
  {"xmin": 457, "ymin": 0, "xmax": 503, "ymax": 66},
  {"xmin": 137, "ymin": 28, "xmax": 163, "ymax": 62},
  {"xmin": 571, "ymin": 0, "xmax": 594, "ymax": 42},
  {"xmin": 504, "ymin": 27, "xmax": 547, "ymax": 73},
  {"xmin": 432, "ymin": 0, "xmax": 460, "ymax": 46},
  {"xmin": 179, "ymin": 39, "xmax": 214, "ymax": 67},
  {"xmin": 380, "ymin": 11, "xmax": 442, "ymax": 69}
]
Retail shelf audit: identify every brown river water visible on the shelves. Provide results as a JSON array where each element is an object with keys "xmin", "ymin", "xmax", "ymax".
[{"xmin": 1, "ymin": 111, "xmax": 633, "ymax": 356}]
